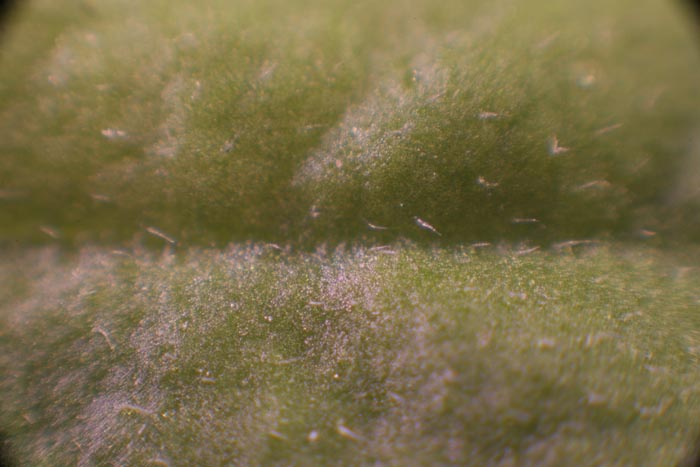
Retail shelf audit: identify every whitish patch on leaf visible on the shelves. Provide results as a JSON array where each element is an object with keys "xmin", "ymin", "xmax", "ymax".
[
  {"xmin": 595, "ymin": 122, "xmax": 623, "ymax": 136},
  {"xmin": 476, "ymin": 176, "xmax": 499, "ymax": 188},
  {"xmin": 150, "ymin": 74, "xmax": 190, "ymax": 158},
  {"xmin": 548, "ymin": 136, "xmax": 570, "ymax": 155},
  {"xmin": 414, "ymin": 216, "xmax": 441, "ymax": 236},
  {"xmin": 101, "ymin": 128, "xmax": 128, "ymax": 140},
  {"xmin": 337, "ymin": 423, "xmax": 363, "ymax": 441},
  {"xmin": 145, "ymin": 226, "xmax": 176, "ymax": 244}
]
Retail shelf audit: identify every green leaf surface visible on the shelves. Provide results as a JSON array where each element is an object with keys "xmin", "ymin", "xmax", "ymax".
[{"xmin": 1, "ymin": 0, "xmax": 700, "ymax": 465}]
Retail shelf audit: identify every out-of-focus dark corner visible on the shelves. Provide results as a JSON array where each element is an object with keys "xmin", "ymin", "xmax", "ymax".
[
  {"xmin": 682, "ymin": 1, "xmax": 700, "ymax": 467},
  {"xmin": 684, "ymin": 0, "xmax": 700, "ymax": 25},
  {"xmin": 0, "ymin": 0, "xmax": 19, "ymax": 459},
  {"xmin": 0, "ymin": 0, "xmax": 18, "ymax": 35},
  {"xmin": 691, "ymin": 0, "xmax": 700, "ymax": 15},
  {"xmin": 0, "ymin": 431, "xmax": 16, "ymax": 467},
  {"xmin": 680, "ymin": 434, "xmax": 700, "ymax": 467},
  {"xmin": 680, "ymin": 1, "xmax": 700, "ymax": 465}
]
